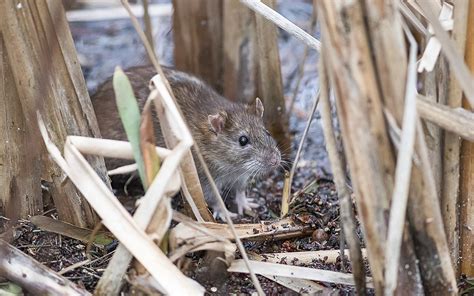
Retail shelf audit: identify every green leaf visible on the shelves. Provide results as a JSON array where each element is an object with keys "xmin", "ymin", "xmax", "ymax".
[
  {"xmin": 113, "ymin": 66, "xmax": 146, "ymax": 187},
  {"xmin": 93, "ymin": 233, "xmax": 115, "ymax": 246},
  {"xmin": 0, "ymin": 282, "xmax": 23, "ymax": 295}
]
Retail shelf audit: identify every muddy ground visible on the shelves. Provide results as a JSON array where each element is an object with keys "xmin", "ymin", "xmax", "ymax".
[{"xmin": 4, "ymin": 1, "xmax": 367, "ymax": 295}]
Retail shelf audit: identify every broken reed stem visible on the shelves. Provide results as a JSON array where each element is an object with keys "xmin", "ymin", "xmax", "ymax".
[
  {"xmin": 288, "ymin": 90, "xmax": 319, "ymax": 201},
  {"xmin": 142, "ymin": 0, "xmax": 155, "ymax": 57},
  {"xmin": 417, "ymin": 0, "xmax": 474, "ymax": 107},
  {"xmin": 416, "ymin": 95, "xmax": 474, "ymax": 141},
  {"xmin": 121, "ymin": 1, "xmax": 264, "ymax": 294},
  {"xmin": 398, "ymin": 2, "xmax": 429, "ymax": 37},
  {"xmin": 318, "ymin": 57, "xmax": 366, "ymax": 295},
  {"xmin": 384, "ymin": 24, "xmax": 418, "ymax": 295},
  {"xmin": 239, "ymin": 0, "xmax": 321, "ymax": 52}
]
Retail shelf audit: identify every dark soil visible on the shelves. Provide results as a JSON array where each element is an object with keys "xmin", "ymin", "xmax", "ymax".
[{"xmin": 2, "ymin": 1, "xmax": 370, "ymax": 295}]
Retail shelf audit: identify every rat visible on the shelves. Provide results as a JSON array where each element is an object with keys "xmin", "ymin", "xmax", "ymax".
[{"xmin": 91, "ymin": 65, "xmax": 281, "ymax": 219}]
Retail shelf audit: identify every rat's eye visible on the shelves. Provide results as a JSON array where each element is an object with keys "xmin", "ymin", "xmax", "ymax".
[{"xmin": 239, "ymin": 135, "xmax": 249, "ymax": 146}]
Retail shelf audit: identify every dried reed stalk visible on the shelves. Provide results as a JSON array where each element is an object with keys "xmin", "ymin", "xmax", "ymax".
[
  {"xmin": 1, "ymin": 0, "xmax": 108, "ymax": 227},
  {"xmin": 0, "ymin": 240, "xmax": 90, "ymax": 296},
  {"xmin": 318, "ymin": 2, "xmax": 391, "ymax": 292},
  {"xmin": 38, "ymin": 116, "xmax": 204, "ymax": 295},
  {"xmin": 172, "ymin": 0, "xmax": 223, "ymax": 92},
  {"xmin": 442, "ymin": 0, "xmax": 469, "ymax": 272},
  {"xmin": 250, "ymin": 249, "xmax": 367, "ymax": 265},
  {"xmin": 254, "ymin": 0, "xmax": 291, "ymax": 152},
  {"xmin": 417, "ymin": 0, "xmax": 474, "ymax": 107},
  {"xmin": 416, "ymin": 95, "xmax": 474, "ymax": 141},
  {"xmin": 229, "ymin": 260, "xmax": 373, "ymax": 288},
  {"xmin": 384, "ymin": 25, "xmax": 418, "ymax": 295},
  {"xmin": 240, "ymin": 0, "xmax": 321, "ymax": 51},
  {"xmin": 319, "ymin": 57, "xmax": 366, "ymax": 295},
  {"xmin": 459, "ymin": 0, "xmax": 474, "ymax": 277},
  {"xmin": 222, "ymin": 0, "xmax": 258, "ymax": 104}
]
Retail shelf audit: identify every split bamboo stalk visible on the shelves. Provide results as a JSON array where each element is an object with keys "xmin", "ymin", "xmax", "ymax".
[
  {"xmin": 254, "ymin": 0, "xmax": 291, "ymax": 151},
  {"xmin": 460, "ymin": 0, "xmax": 474, "ymax": 277},
  {"xmin": 1, "ymin": 0, "xmax": 108, "ymax": 227},
  {"xmin": 442, "ymin": 1, "xmax": 469, "ymax": 273}
]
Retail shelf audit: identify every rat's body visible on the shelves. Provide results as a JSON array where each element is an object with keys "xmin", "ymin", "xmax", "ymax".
[{"xmin": 91, "ymin": 66, "xmax": 281, "ymax": 218}]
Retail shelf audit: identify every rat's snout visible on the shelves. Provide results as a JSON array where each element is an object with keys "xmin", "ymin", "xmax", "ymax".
[{"xmin": 268, "ymin": 150, "xmax": 281, "ymax": 167}]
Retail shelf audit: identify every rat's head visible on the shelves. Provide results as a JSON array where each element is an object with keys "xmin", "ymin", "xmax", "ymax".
[{"xmin": 206, "ymin": 98, "xmax": 281, "ymax": 184}]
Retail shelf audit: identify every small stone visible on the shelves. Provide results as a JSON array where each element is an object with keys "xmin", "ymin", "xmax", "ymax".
[
  {"xmin": 312, "ymin": 229, "xmax": 329, "ymax": 243},
  {"xmin": 210, "ymin": 287, "xmax": 217, "ymax": 292}
]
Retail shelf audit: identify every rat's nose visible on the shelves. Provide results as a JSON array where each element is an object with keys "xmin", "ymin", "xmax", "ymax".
[{"xmin": 269, "ymin": 151, "xmax": 281, "ymax": 167}]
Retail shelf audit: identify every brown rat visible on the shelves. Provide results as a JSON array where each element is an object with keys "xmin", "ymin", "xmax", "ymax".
[{"xmin": 91, "ymin": 65, "xmax": 281, "ymax": 219}]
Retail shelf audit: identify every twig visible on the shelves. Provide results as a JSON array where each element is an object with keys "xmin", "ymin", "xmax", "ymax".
[
  {"xmin": 318, "ymin": 53, "xmax": 366, "ymax": 295},
  {"xmin": 417, "ymin": 0, "xmax": 474, "ymax": 107},
  {"xmin": 239, "ymin": 0, "xmax": 321, "ymax": 52},
  {"xmin": 384, "ymin": 22, "xmax": 418, "ymax": 296},
  {"xmin": 120, "ymin": 1, "xmax": 264, "ymax": 294},
  {"xmin": 288, "ymin": 90, "xmax": 320, "ymax": 202}
]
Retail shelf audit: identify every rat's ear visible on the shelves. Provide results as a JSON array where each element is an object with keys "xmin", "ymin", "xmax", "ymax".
[
  {"xmin": 208, "ymin": 112, "xmax": 227, "ymax": 134},
  {"xmin": 255, "ymin": 97, "xmax": 264, "ymax": 118}
]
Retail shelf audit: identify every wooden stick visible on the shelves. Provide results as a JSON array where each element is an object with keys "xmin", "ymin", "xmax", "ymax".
[
  {"xmin": 416, "ymin": 95, "xmax": 474, "ymax": 142},
  {"xmin": 239, "ymin": 0, "xmax": 321, "ymax": 51},
  {"xmin": 0, "ymin": 240, "xmax": 90, "ymax": 296}
]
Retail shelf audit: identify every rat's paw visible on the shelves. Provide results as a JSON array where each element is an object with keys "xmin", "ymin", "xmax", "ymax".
[
  {"xmin": 213, "ymin": 208, "xmax": 238, "ymax": 222},
  {"xmin": 235, "ymin": 191, "xmax": 259, "ymax": 215}
]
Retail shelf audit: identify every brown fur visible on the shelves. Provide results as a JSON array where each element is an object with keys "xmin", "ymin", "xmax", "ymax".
[{"xmin": 91, "ymin": 65, "xmax": 281, "ymax": 212}]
